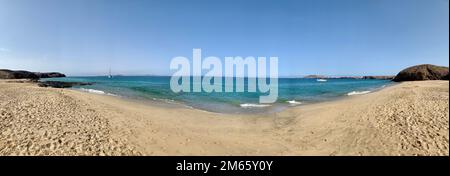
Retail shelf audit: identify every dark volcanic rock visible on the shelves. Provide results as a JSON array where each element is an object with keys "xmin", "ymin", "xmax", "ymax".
[
  {"xmin": 34, "ymin": 72, "xmax": 66, "ymax": 78},
  {"xmin": 0, "ymin": 69, "xmax": 39, "ymax": 79},
  {"xmin": 1, "ymin": 69, "xmax": 66, "ymax": 79},
  {"xmin": 393, "ymin": 64, "xmax": 449, "ymax": 82},
  {"xmin": 38, "ymin": 81, "xmax": 93, "ymax": 88}
]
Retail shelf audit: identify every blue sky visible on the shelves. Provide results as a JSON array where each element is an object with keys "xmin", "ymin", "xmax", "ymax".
[{"xmin": 0, "ymin": 0, "xmax": 448, "ymax": 76}]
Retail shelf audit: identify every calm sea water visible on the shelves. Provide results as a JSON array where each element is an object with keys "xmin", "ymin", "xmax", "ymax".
[{"xmin": 44, "ymin": 76, "xmax": 392, "ymax": 113}]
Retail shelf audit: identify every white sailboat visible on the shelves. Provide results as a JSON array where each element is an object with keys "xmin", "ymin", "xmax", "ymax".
[
  {"xmin": 316, "ymin": 79, "xmax": 327, "ymax": 82},
  {"xmin": 108, "ymin": 68, "xmax": 113, "ymax": 78}
]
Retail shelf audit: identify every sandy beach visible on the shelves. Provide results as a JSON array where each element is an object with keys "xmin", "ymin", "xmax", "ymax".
[{"xmin": 0, "ymin": 79, "xmax": 448, "ymax": 156}]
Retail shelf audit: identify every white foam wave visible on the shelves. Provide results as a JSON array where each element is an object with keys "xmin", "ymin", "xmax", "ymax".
[
  {"xmin": 347, "ymin": 90, "xmax": 371, "ymax": 96},
  {"xmin": 287, "ymin": 100, "xmax": 302, "ymax": 105},
  {"xmin": 152, "ymin": 97, "xmax": 176, "ymax": 104},
  {"xmin": 78, "ymin": 88, "xmax": 118, "ymax": 96},
  {"xmin": 79, "ymin": 88, "xmax": 105, "ymax": 94},
  {"xmin": 240, "ymin": 103, "xmax": 271, "ymax": 108}
]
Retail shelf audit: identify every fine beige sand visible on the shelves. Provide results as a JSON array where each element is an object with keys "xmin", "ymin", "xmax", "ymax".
[{"xmin": 0, "ymin": 79, "xmax": 448, "ymax": 156}]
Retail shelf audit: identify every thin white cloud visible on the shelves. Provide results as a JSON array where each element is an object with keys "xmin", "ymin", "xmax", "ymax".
[{"xmin": 0, "ymin": 48, "xmax": 10, "ymax": 52}]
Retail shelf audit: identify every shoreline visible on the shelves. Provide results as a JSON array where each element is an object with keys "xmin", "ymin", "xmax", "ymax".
[
  {"xmin": 67, "ymin": 81, "xmax": 395, "ymax": 115},
  {"xmin": 0, "ymin": 79, "xmax": 448, "ymax": 155}
]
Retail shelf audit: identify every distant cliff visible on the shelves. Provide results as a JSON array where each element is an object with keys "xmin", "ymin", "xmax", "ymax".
[
  {"xmin": 303, "ymin": 75, "xmax": 394, "ymax": 80},
  {"xmin": 0, "ymin": 69, "xmax": 66, "ymax": 79},
  {"xmin": 303, "ymin": 75, "xmax": 328, "ymax": 79},
  {"xmin": 362, "ymin": 76, "xmax": 395, "ymax": 80}
]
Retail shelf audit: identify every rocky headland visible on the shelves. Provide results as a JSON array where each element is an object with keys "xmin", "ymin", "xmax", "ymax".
[
  {"xmin": 0, "ymin": 69, "xmax": 66, "ymax": 79},
  {"xmin": 392, "ymin": 64, "xmax": 449, "ymax": 82}
]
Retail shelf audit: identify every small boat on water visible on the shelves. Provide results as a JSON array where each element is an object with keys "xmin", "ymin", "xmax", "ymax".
[
  {"xmin": 317, "ymin": 79, "xmax": 327, "ymax": 82},
  {"xmin": 108, "ymin": 68, "xmax": 113, "ymax": 78}
]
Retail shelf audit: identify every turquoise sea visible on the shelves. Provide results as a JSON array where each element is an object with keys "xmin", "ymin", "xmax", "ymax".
[{"xmin": 44, "ymin": 76, "xmax": 393, "ymax": 113}]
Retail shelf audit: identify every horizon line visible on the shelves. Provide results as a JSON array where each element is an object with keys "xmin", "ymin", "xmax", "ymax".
[{"xmin": 65, "ymin": 74, "xmax": 396, "ymax": 78}]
